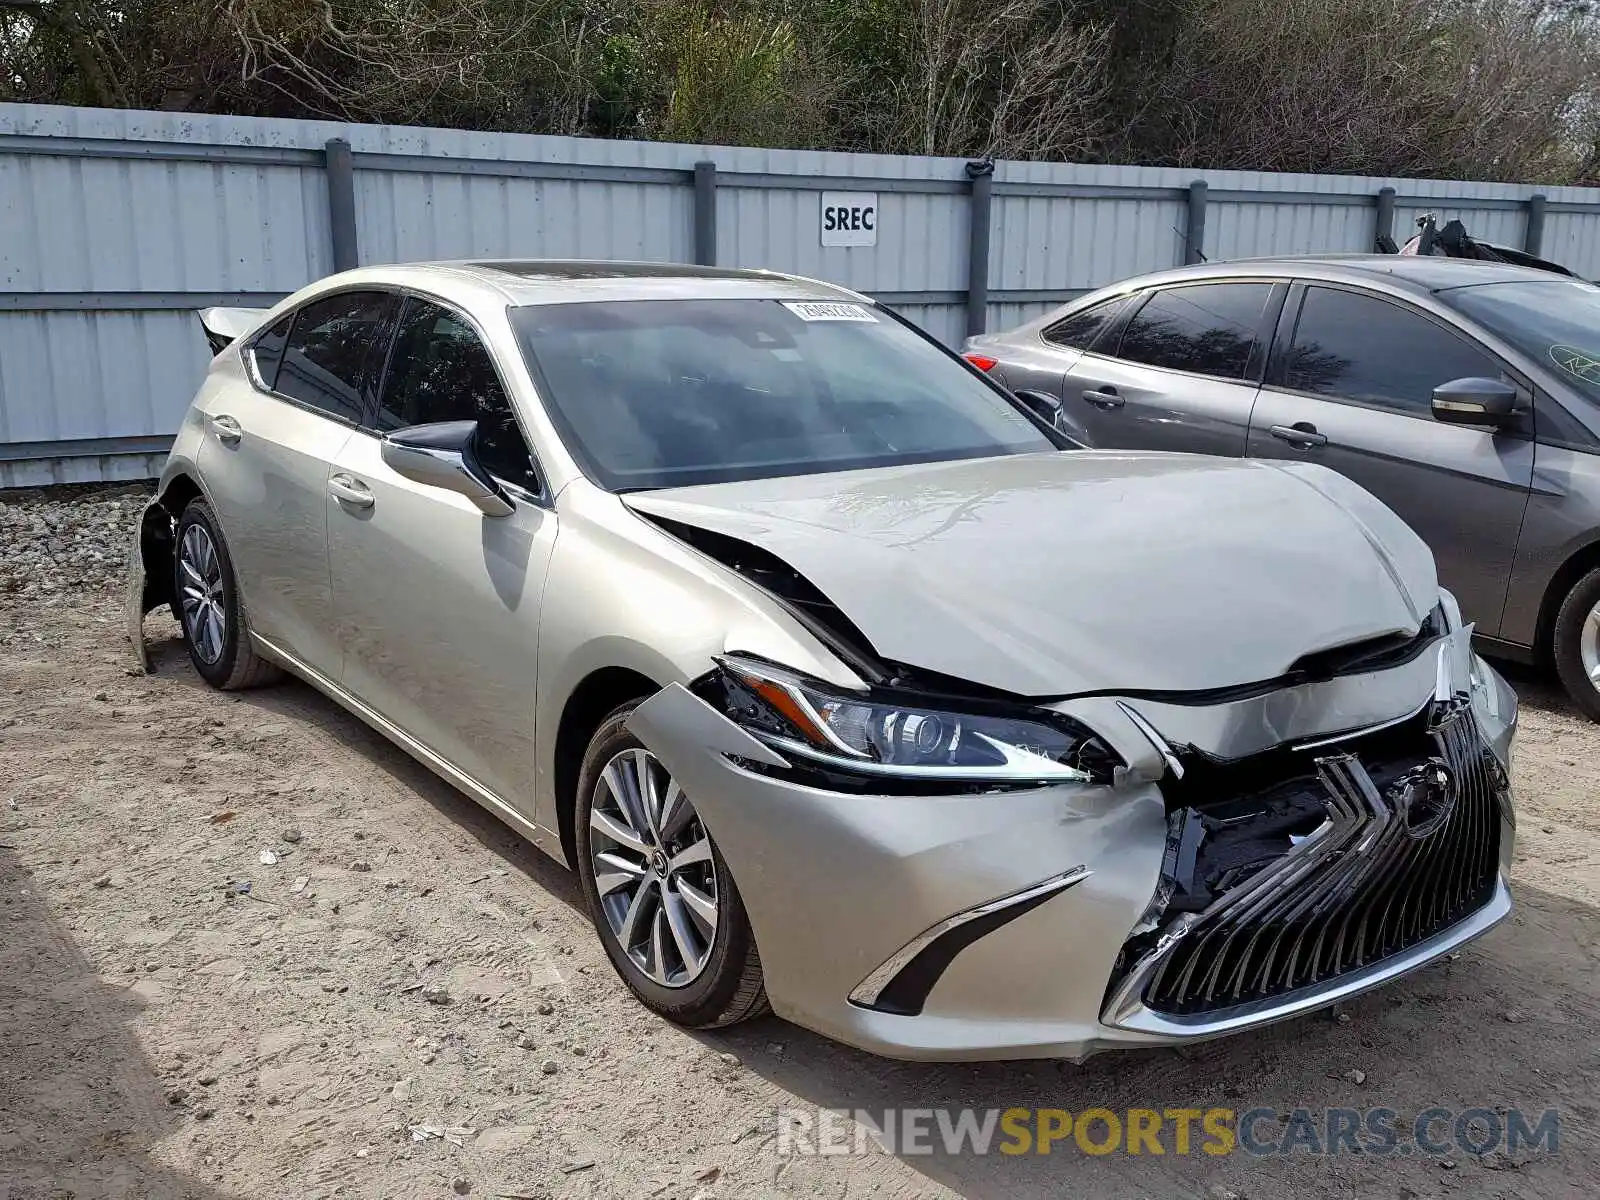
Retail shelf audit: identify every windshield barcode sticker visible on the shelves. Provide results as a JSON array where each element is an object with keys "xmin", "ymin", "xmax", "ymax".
[{"xmin": 783, "ymin": 301, "xmax": 877, "ymax": 323}]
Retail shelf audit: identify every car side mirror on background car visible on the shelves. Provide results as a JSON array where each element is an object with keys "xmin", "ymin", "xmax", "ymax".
[
  {"xmin": 1012, "ymin": 388, "xmax": 1095, "ymax": 449},
  {"xmin": 381, "ymin": 420, "xmax": 515, "ymax": 517},
  {"xmin": 1431, "ymin": 377, "xmax": 1520, "ymax": 429}
]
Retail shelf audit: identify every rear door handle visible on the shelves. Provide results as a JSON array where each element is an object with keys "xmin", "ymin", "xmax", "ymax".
[
  {"xmin": 328, "ymin": 473, "xmax": 375, "ymax": 509},
  {"xmin": 1082, "ymin": 386, "xmax": 1123, "ymax": 410},
  {"xmin": 1269, "ymin": 423, "xmax": 1328, "ymax": 449},
  {"xmin": 211, "ymin": 414, "xmax": 242, "ymax": 445}
]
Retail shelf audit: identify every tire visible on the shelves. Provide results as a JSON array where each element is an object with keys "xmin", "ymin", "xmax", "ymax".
[
  {"xmin": 1552, "ymin": 566, "xmax": 1600, "ymax": 722},
  {"xmin": 574, "ymin": 702, "xmax": 770, "ymax": 1028},
  {"xmin": 172, "ymin": 499, "xmax": 283, "ymax": 691}
]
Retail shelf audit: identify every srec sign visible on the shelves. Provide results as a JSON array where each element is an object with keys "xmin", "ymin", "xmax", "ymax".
[{"xmin": 821, "ymin": 192, "xmax": 878, "ymax": 247}]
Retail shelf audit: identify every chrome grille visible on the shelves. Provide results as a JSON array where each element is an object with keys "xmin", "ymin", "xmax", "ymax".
[{"xmin": 1116, "ymin": 701, "xmax": 1506, "ymax": 1018}]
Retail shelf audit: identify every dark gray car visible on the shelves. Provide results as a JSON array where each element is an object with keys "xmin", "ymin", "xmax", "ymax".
[{"xmin": 966, "ymin": 256, "xmax": 1600, "ymax": 718}]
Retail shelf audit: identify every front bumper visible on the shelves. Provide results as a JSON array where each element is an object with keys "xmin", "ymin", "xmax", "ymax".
[{"xmin": 628, "ymin": 628, "xmax": 1516, "ymax": 1062}]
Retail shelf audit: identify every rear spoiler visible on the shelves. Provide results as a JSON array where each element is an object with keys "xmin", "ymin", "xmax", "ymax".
[{"xmin": 198, "ymin": 307, "xmax": 268, "ymax": 355}]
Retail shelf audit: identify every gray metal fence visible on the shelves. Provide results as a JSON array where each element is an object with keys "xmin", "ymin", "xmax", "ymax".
[{"xmin": 6, "ymin": 102, "xmax": 1600, "ymax": 486}]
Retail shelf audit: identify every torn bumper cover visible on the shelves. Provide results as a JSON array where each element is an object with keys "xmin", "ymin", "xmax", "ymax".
[
  {"xmin": 627, "ymin": 626, "xmax": 1516, "ymax": 1062},
  {"xmin": 126, "ymin": 496, "xmax": 177, "ymax": 673}
]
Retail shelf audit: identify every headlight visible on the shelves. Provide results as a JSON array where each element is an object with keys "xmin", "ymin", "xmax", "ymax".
[{"xmin": 711, "ymin": 656, "xmax": 1113, "ymax": 784}]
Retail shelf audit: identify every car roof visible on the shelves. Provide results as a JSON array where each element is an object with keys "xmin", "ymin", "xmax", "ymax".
[
  {"xmin": 1114, "ymin": 254, "xmax": 1571, "ymax": 295},
  {"xmin": 312, "ymin": 259, "xmax": 868, "ymax": 309}
]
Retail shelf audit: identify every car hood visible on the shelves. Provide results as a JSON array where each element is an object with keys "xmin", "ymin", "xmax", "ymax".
[{"xmin": 624, "ymin": 452, "xmax": 1438, "ymax": 697}]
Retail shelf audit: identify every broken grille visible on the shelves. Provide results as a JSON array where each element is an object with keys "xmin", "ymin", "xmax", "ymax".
[{"xmin": 1112, "ymin": 701, "xmax": 1506, "ymax": 1018}]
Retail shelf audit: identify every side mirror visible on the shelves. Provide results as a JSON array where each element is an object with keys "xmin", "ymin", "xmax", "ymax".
[
  {"xmin": 380, "ymin": 420, "xmax": 514, "ymax": 517},
  {"xmin": 1431, "ymin": 377, "xmax": 1519, "ymax": 428},
  {"xmin": 1013, "ymin": 388, "xmax": 1095, "ymax": 449}
]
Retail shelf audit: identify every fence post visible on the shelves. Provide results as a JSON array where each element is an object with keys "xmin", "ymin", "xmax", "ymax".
[
  {"xmin": 964, "ymin": 159, "xmax": 995, "ymax": 338},
  {"xmin": 693, "ymin": 161, "xmax": 719, "ymax": 267},
  {"xmin": 1375, "ymin": 186, "xmax": 1397, "ymax": 250},
  {"xmin": 1185, "ymin": 180, "xmax": 1208, "ymax": 265},
  {"xmin": 324, "ymin": 138, "xmax": 359, "ymax": 272},
  {"xmin": 1525, "ymin": 193, "xmax": 1547, "ymax": 257}
]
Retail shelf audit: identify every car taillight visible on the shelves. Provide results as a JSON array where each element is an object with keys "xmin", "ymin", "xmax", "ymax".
[{"xmin": 964, "ymin": 353, "xmax": 998, "ymax": 372}]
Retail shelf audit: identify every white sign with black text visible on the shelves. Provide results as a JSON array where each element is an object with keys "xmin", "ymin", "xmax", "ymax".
[{"xmin": 820, "ymin": 192, "xmax": 879, "ymax": 247}]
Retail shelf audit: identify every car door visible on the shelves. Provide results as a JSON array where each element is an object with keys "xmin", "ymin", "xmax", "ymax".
[
  {"xmin": 196, "ymin": 290, "xmax": 395, "ymax": 676},
  {"xmin": 1058, "ymin": 281, "xmax": 1283, "ymax": 455},
  {"xmin": 1245, "ymin": 283, "xmax": 1535, "ymax": 636},
  {"xmin": 326, "ymin": 295, "xmax": 556, "ymax": 813}
]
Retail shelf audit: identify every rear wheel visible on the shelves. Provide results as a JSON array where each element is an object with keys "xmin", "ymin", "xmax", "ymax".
[
  {"xmin": 1552, "ymin": 566, "xmax": 1600, "ymax": 721},
  {"xmin": 575, "ymin": 703, "xmax": 769, "ymax": 1028},
  {"xmin": 172, "ymin": 499, "xmax": 282, "ymax": 690}
]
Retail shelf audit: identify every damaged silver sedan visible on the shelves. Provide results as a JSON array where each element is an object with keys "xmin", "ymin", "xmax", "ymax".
[{"xmin": 130, "ymin": 260, "xmax": 1517, "ymax": 1061}]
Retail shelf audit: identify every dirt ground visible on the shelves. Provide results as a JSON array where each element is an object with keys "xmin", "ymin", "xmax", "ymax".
[{"xmin": 2, "ymin": 586, "xmax": 1598, "ymax": 1200}]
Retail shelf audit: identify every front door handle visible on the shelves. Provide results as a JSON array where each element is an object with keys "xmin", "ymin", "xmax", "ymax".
[
  {"xmin": 211, "ymin": 414, "xmax": 242, "ymax": 445},
  {"xmin": 328, "ymin": 473, "xmax": 375, "ymax": 509},
  {"xmin": 1082, "ymin": 386, "xmax": 1124, "ymax": 410},
  {"xmin": 1269, "ymin": 422, "xmax": 1328, "ymax": 449}
]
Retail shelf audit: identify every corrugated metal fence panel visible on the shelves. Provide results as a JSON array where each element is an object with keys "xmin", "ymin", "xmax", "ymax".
[
  {"xmin": 720, "ymin": 186, "xmax": 968, "ymax": 295},
  {"xmin": 0, "ymin": 451, "xmax": 167, "ymax": 490},
  {"xmin": 987, "ymin": 300, "xmax": 1063, "ymax": 331},
  {"xmin": 7, "ymin": 102, "xmax": 1600, "ymax": 484},
  {"xmin": 712, "ymin": 144, "xmax": 973, "ymax": 295},
  {"xmin": 1207, "ymin": 200, "xmax": 1377, "ymax": 260},
  {"xmin": 0, "ymin": 154, "xmax": 330, "ymax": 293},
  {"xmin": 990, "ymin": 195, "xmax": 1187, "ymax": 291},
  {"xmin": 0, "ymin": 311, "xmax": 208, "ymax": 445},
  {"xmin": 355, "ymin": 172, "xmax": 693, "ymax": 264},
  {"xmin": 1542, "ymin": 211, "xmax": 1600, "ymax": 278},
  {"xmin": 886, "ymin": 303, "xmax": 966, "ymax": 346}
]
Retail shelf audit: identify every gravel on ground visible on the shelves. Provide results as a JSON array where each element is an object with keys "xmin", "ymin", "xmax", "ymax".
[{"xmin": 1, "ymin": 484, "xmax": 1597, "ymax": 1199}]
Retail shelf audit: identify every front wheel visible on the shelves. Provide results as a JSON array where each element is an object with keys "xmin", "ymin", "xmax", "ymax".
[
  {"xmin": 574, "ymin": 703, "xmax": 769, "ymax": 1028},
  {"xmin": 1552, "ymin": 566, "xmax": 1600, "ymax": 722},
  {"xmin": 172, "ymin": 499, "xmax": 282, "ymax": 691}
]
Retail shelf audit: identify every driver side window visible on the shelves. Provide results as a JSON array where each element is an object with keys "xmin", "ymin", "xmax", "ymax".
[
  {"xmin": 377, "ymin": 298, "xmax": 540, "ymax": 492},
  {"xmin": 1286, "ymin": 287, "xmax": 1505, "ymax": 416}
]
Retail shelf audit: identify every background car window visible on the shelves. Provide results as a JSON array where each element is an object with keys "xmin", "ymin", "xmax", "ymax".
[
  {"xmin": 1042, "ymin": 296, "xmax": 1130, "ymax": 351},
  {"xmin": 1439, "ymin": 278, "xmax": 1600, "ymax": 410},
  {"xmin": 1115, "ymin": 283, "xmax": 1273, "ymax": 379},
  {"xmin": 248, "ymin": 312, "xmax": 294, "ymax": 390},
  {"xmin": 378, "ymin": 299, "xmax": 539, "ymax": 491},
  {"xmin": 1287, "ymin": 287, "xmax": 1502, "ymax": 415},
  {"xmin": 275, "ymin": 291, "xmax": 394, "ymax": 424}
]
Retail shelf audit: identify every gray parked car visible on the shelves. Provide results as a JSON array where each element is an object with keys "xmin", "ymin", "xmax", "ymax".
[
  {"xmin": 130, "ymin": 260, "xmax": 1516, "ymax": 1061},
  {"xmin": 966, "ymin": 256, "xmax": 1600, "ymax": 718}
]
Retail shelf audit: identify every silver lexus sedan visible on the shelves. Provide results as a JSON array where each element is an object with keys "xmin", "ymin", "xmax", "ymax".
[{"xmin": 129, "ymin": 261, "xmax": 1517, "ymax": 1061}]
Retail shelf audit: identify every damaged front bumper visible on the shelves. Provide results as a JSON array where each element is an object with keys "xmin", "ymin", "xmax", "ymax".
[{"xmin": 627, "ymin": 625, "xmax": 1516, "ymax": 1062}]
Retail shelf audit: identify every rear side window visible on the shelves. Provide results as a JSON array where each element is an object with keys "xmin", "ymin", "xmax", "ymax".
[
  {"xmin": 248, "ymin": 313, "xmax": 294, "ymax": 389},
  {"xmin": 378, "ymin": 298, "xmax": 539, "ymax": 491},
  {"xmin": 1116, "ymin": 283, "xmax": 1274, "ymax": 380},
  {"xmin": 1042, "ymin": 296, "xmax": 1130, "ymax": 351},
  {"xmin": 275, "ymin": 291, "xmax": 395, "ymax": 424},
  {"xmin": 1287, "ymin": 287, "xmax": 1502, "ymax": 416}
]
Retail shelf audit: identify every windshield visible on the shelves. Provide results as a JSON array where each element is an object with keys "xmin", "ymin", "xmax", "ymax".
[
  {"xmin": 1440, "ymin": 279, "xmax": 1600, "ymax": 406},
  {"xmin": 509, "ymin": 298, "xmax": 1054, "ymax": 490}
]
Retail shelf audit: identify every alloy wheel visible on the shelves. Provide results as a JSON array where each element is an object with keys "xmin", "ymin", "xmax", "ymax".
[
  {"xmin": 588, "ymin": 748, "xmax": 718, "ymax": 988},
  {"xmin": 1583, "ymin": 599, "xmax": 1600, "ymax": 696},
  {"xmin": 178, "ymin": 523, "xmax": 226, "ymax": 666}
]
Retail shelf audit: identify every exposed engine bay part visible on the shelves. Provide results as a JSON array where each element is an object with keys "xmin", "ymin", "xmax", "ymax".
[{"xmin": 1398, "ymin": 214, "xmax": 1580, "ymax": 278}]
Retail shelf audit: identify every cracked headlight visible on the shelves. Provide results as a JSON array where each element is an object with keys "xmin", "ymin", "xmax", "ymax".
[{"xmin": 712, "ymin": 656, "xmax": 1113, "ymax": 784}]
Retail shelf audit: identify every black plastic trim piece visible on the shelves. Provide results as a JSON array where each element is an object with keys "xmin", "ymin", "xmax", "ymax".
[{"xmin": 865, "ymin": 876, "xmax": 1090, "ymax": 1016}]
